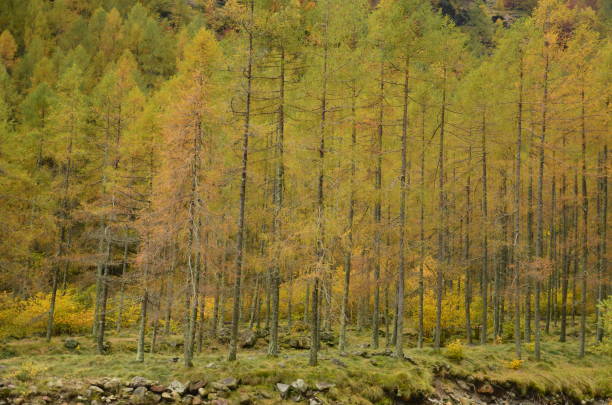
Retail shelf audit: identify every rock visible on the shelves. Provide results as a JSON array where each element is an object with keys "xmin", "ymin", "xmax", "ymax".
[
  {"xmin": 238, "ymin": 394, "xmax": 253, "ymax": 405},
  {"xmin": 121, "ymin": 387, "xmax": 134, "ymax": 395},
  {"xmin": 290, "ymin": 379, "xmax": 307, "ymax": 394},
  {"xmin": 130, "ymin": 377, "xmax": 151, "ymax": 388},
  {"xmin": 309, "ymin": 398, "xmax": 322, "ymax": 405},
  {"xmin": 88, "ymin": 385, "xmax": 104, "ymax": 395},
  {"xmin": 192, "ymin": 397, "xmax": 203, "ymax": 405},
  {"xmin": 161, "ymin": 392, "xmax": 173, "ymax": 401},
  {"xmin": 210, "ymin": 382, "xmax": 229, "ymax": 392},
  {"xmin": 130, "ymin": 386, "xmax": 157, "ymax": 405},
  {"xmin": 187, "ymin": 380, "xmax": 206, "ymax": 394},
  {"xmin": 276, "ymin": 383, "xmax": 291, "ymax": 399},
  {"xmin": 150, "ymin": 384, "xmax": 167, "ymax": 394},
  {"xmin": 241, "ymin": 331, "xmax": 259, "ymax": 348},
  {"xmin": 319, "ymin": 331, "xmax": 337, "ymax": 346},
  {"xmin": 182, "ymin": 394, "xmax": 194, "ymax": 404},
  {"xmin": 218, "ymin": 377, "xmax": 239, "ymax": 390},
  {"xmin": 103, "ymin": 378, "xmax": 121, "ymax": 393},
  {"xmin": 47, "ymin": 380, "xmax": 64, "ymax": 390},
  {"xmin": 147, "ymin": 393, "xmax": 161, "ymax": 403},
  {"xmin": 331, "ymin": 358, "xmax": 347, "ymax": 368},
  {"xmin": 456, "ymin": 380, "xmax": 470, "ymax": 391},
  {"xmin": 477, "ymin": 383, "xmax": 494, "ymax": 395},
  {"xmin": 132, "ymin": 386, "xmax": 147, "ymax": 398},
  {"xmin": 288, "ymin": 336, "xmax": 310, "ymax": 349},
  {"xmin": 374, "ymin": 348, "xmax": 393, "ymax": 357},
  {"xmin": 210, "ymin": 399, "xmax": 229, "ymax": 405},
  {"xmin": 206, "ymin": 362, "xmax": 216, "ymax": 368},
  {"xmin": 169, "ymin": 380, "xmax": 186, "ymax": 395},
  {"xmin": 63, "ymin": 339, "xmax": 79, "ymax": 350},
  {"xmin": 315, "ymin": 382, "xmax": 335, "ymax": 391},
  {"xmin": 197, "ymin": 388, "xmax": 208, "ymax": 397}
]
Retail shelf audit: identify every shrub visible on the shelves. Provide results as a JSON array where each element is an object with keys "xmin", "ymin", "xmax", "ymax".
[
  {"xmin": 0, "ymin": 289, "xmax": 94, "ymax": 339},
  {"xmin": 8, "ymin": 361, "xmax": 47, "ymax": 382},
  {"xmin": 443, "ymin": 339, "xmax": 464, "ymax": 361},
  {"xmin": 507, "ymin": 359, "xmax": 524, "ymax": 370}
]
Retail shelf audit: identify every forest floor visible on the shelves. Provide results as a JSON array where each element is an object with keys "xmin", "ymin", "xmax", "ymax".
[{"xmin": 0, "ymin": 327, "xmax": 610, "ymax": 404}]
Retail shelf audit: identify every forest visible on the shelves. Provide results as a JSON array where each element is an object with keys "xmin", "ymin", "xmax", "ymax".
[{"xmin": 0, "ymin": 0, "xmax": 610, "ymax": 404}]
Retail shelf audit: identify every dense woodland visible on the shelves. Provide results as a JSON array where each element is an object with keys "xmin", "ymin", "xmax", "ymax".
[{"xmin": 0, "ymin": 0, "xmax": 610, "ymax": 371}]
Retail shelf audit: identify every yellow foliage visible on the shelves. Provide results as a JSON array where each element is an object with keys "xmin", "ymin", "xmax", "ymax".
[
  {"xmin": 7, "ymin": 361, "xmax": 48, "ymax": 382},
  {"xmin": 0, "ymin": 290, "xmax": 93, "ymax": 339},
  {"xmin": 443, "ymin": 339, "xmax": 464, "ymax": 361},
  {"xmin": 507, "ymin": 359, "xmax": 524, "ymax": 370}
]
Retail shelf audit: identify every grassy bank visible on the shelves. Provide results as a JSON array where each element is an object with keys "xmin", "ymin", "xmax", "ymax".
[{"xmin": 0, "ymin": 330, "xmax": 610, "ymax": 404}]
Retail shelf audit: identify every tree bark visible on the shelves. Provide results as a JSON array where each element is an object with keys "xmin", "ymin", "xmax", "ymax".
[
  {"xmin": 228, "ymin": 0, "xmax": 254, "ymax": 362},
  {"xmin": 395, "ymin": 56, "xmax": 409, "ymax": 358}
]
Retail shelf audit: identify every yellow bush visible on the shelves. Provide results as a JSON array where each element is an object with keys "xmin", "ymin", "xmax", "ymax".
[
  {"xmin": 8, "ymin": 361, "xmax": 48, "ymax": 382},
  {"xmin": 507, "ymin": 359, "xmax": 524, "ymax": 370},
  {"xmin": 443, "ymin": 339, "xmax": 464, "ymax": 361},
  {"xmin": 524, "ymin": 342, "xmax": 535, "ymax": 353},
  {"xmin": 0, "ymin": 290, "xmax": 93, "ymax": 339}
]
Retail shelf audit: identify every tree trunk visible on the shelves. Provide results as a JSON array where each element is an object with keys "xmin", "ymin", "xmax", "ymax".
[
  {"xmin": 595, "ymin": 146, "xmax": 607, "ymax": 342},
  {"xmin": 339, "ymin": 82, "xmax": 358, "ymax": 352},
  {"xmin": 372, "ymin": 61, "xmax": 384, "ymax": 350},
  {"xmin": 418, "ymin": 102, "xmax": 426, "ymax": 348},
  {"xmin": 513, "ymin": 54, "xmax": 524, "ymax": 358},
  {"xmin": 268, "ymin": 47, "xmax": 286, "ymax": 357},
  {"xmin": 395, "ymin": 56, "xmax": 409, "ymax": 358},
  {"xmin": 310, "ymin": 19, "xmax": 329, "ymax": 366},
  {"xmin": 116, "ymin": 235, "xmax": 129, "ymax": 333},
  {"xmin": 579, "ymin": 86, "xmax": 588, "ymax": 358},
  {"xmin": 535, "ymin": 50, "xmax": 549, "ymax": 361},
  {"xmin": 480, "ymin": 108, "xmax": 489, "ymax": 345},
  {"xmin": 228, "ymin": 0, "xmax": 254, "ymax": 362}
]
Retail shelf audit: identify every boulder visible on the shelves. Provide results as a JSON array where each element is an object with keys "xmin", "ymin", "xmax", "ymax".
[
  {"xmin": 210, "ymin": 382, "xmax": 229, "ymax": 392},
  {"xmin": 319, "ymin": 331, "xmax": 337, "ymax": 346},
  {"xmin": 315, "ymin": 382, "xmax": 334, "ymax": 392},
  {"xmin": 218, "ymin": 377, "xmax": 238, "ymax": 390},
  {"xmin": 150, "ymin": 385, "xmax": 167, "ymax": 394},
  {"xmin": 130, "ymin": 377, "xmax": 151, "ymax": 388},
  {"xmin": 102, "ymin": 378, "xmax": 121, "ymax": 393},
  {"xmin": 240, "ymin": 331, "xmax": 259, "ymax": 348},
  {"xmin": 290, "ymin": 379, "xmax": 307, "ymax": 394},
  {"xmin": 276, "ymin": 383, "xmax": 290, "ymax": 399},
  {"xmin": 130, "ymin": 386, "xmax": 152, "ymax": 404},
  {"xmin": 187, "ymin": 380, "xmax": 206, "ymax": 394},
  {"xmin": 169, "ymin": 381, "xmax": 186, "ymax": 395},
  {"xmin": 238, "ymin": 394, "xmax": 253, "ymax": 405},
  {"xmin": 63, "ymin": 339, "xmax": 79, "ymax": 350},
  {"xmin": 288, "ymin": 336, "xmax": 310, "ymax": 350},
  {"xmin": 87, "ymin": 385, "xmax": 104, "ymax": 396}
]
